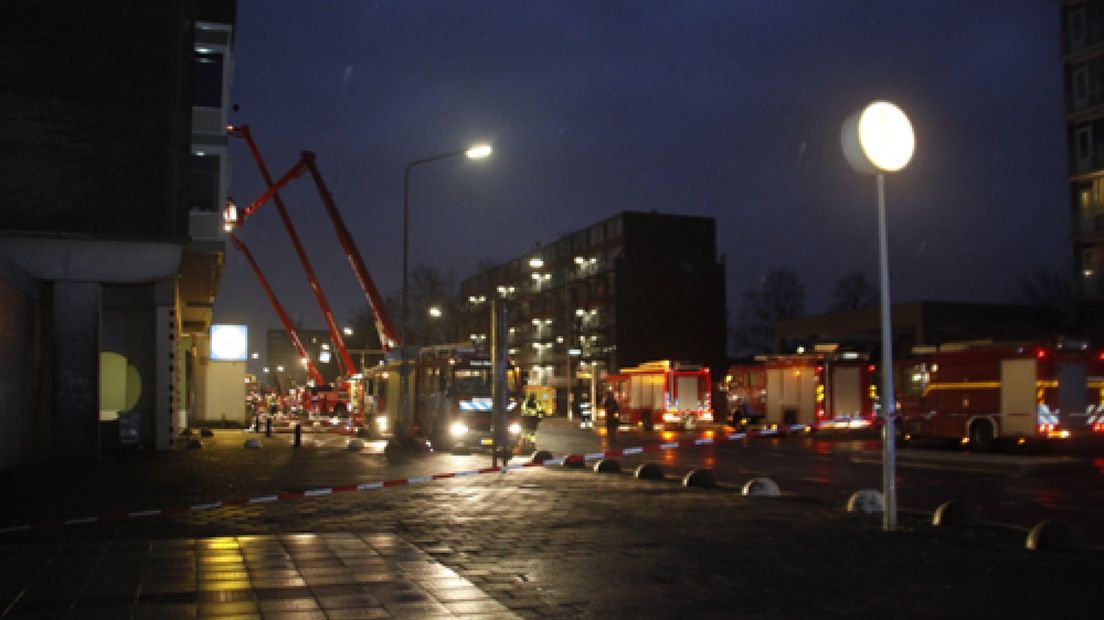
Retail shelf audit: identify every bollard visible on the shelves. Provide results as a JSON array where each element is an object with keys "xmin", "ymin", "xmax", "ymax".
[
  {"xmin": 293, "ymin": 423, "xmax": 301, "ymax": 448},
  {"xmin": 254, "ymin": 415, "xmax": 260, "ymax": 433},
  {"xmin": 265, "ymin": 417, "xmax": 272, "ymax": 438}
]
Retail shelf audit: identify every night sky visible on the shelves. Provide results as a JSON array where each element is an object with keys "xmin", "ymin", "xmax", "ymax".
[{"xmin": 214, "ymin": 1, "xmax": 1067, "ymax": 359}]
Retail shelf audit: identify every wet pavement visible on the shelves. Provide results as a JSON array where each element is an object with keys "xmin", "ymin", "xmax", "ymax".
[{"xmin": 0, "ymin": 420, "xmax": 1100, "ymax": 618}]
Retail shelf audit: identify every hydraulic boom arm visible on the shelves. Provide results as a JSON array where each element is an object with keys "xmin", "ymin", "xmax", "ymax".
[
  {"xmin": 230, "ymin": 125, "xmax": 356, "ymax": 376},
  {"xmin": 228, "ymin": 233, "xmax": 326, "ymax": 386}
]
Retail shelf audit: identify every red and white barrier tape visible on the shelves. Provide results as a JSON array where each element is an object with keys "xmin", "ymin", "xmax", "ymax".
[{"xmin": 0, "ymin": 424, "xmax": 806, "ymax": 534}]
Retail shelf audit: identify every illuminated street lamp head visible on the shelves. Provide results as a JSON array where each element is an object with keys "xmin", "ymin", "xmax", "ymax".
[
  {"xmin": 465, "ymin": 144, "xmax": 493, "ymax": 159},
  {"xmin": 841, "ymin": 101, "xmax": 914, "ymax": 175},
  {"xmin": 428, "ymin": 306, "xmax": 443, "ymax": 318}
]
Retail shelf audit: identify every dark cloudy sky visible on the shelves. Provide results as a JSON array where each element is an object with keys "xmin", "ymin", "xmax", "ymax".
[{"xmin": 214, "ymin": 1, "xmax": 1068, "ymax": 354}]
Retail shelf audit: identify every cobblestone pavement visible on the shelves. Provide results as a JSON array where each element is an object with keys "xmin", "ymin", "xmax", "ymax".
[{"xmin": 0, "ymin": 427, "xmax": 1100, "ymax": 618}]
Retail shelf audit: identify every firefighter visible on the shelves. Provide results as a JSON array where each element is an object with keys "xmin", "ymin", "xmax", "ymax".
[
  {"xmin": 602, "ymin": 390, "xmax": 620, "ymax": 443},
  {"xmin": 519, "ymin": 393, "xmax": 542, "ymax": 452},
  {"xmin": 522, "ymin": 393, "xmax": 543, "ymax": 418}
]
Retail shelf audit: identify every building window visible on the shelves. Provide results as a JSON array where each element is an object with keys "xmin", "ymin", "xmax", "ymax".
[
  {"xmin": 1076, "ymin": 183, "xmax": 1092, "ymax": 213},
  {"xmin": 190, "ymin": 153, "xmax": 220, "ymax": 211},
  {"xmin": 1074, "ymin": 66, "xmax": 1089, "ymax": 107},
  {"xmin": 1076, "ymin": 125, "xmax": 1092, "ymax": 164},
  {"xmin": 1070, "ymin": 7, "xmax": 1086, "ymax": 49},
  {"xmin": 193, "ymin": 51, "xmax": 224, "ymax": 108}
]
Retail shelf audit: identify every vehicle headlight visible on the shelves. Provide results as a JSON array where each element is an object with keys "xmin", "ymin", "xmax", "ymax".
[
  {"xmin": 508, "ymin": 422, "xmax": 521, "ymax": 435},
  {"xmin": 450, "ymin": 421, "xmax": 469, "ymax": 438}
]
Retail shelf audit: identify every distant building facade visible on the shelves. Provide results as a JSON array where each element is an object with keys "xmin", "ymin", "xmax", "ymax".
[
  {"xmin": 459, "ymin": 212, "xmax": 727, "ymax": 415},
  {"xmin": 774, "ymin": 301, "xmax": 1062, "ymax": 354},
  {"xmin": 0, "ymin": 1, "xmax": 236, "ymax": 468},
  {"xmin": 1061, "ymin": 1, "xmax": 1104, "ymax": 339},
  {"xmin": 265, "ymin": 328, "xmax": 345, "ymax": 391}
]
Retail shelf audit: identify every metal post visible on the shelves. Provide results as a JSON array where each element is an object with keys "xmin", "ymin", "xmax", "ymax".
[
  {"xmin": 399, "ymin": 164, "xmax": 412, "ymax": 442},
  {"xmin": 491, "ymin": 299, "xmax": 508, "ymax": 467},
  {"xmin": 876, "ymin": 173, "xmax": 898, "ymax": 531},
  {"xmin": 397, "ymin": 150, "xmax": 469, "ymax": 446},
  {"xmin": 293, "ymin": 423, "xmax": 301, "ymax": 448},
  {"xmin": 564, "ymin": 273, "xmax": 572, "ymax": 420}
]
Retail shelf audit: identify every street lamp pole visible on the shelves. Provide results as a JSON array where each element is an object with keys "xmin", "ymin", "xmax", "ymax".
[
  {"xmin": 841, "ymin": 101, "xmax": 914, "ymax": 531},
  {"xmin": 396, "ymin": 145, "xmax": 492, "ymax": 446},
  {"xmin": 874, "ymin": 172, "xmax": 897, "ymax": 530}
]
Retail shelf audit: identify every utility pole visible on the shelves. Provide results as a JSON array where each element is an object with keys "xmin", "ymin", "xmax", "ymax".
[{"xmin": 490, "ymin": 298, "xmax": 509, "ymax": 467}]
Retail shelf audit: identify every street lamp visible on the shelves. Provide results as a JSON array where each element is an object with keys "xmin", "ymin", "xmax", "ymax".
[
  {"xmin": 841, "ymin": 100, "xmax": 915, "ymax": 531},
  {"xmin": 396, "ymin": 143, "xmax": 493, "ymax": 447}
]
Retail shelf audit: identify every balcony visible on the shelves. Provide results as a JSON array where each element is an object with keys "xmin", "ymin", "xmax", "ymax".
[{"xmin": 1074, "ymin": 211, "xmax": 1104, "ymax": 238}]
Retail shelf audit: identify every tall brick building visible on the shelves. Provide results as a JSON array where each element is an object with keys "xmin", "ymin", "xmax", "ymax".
[
  {"xmin": 0, "ymin": 1, "xmax": 236, "ymax": 468},
  {"xmin": 1061, "ymin": 1, "xmax": 1104, "ymax": 339},
  {"xmin": 459, "ymin": 211, "xmax": 726, "ymax": 415}
]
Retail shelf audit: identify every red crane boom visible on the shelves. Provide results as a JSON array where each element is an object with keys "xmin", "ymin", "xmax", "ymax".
[
  {"xmin": 227, "ymin": 233, "xmax": 326, "ymax": 386},
  {"xmin": 230, "ymin": 125, "xmax": 356, "ymax": 376}
]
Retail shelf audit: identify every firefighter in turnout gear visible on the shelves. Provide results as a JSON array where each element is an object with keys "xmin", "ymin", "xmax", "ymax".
[{"xmin": 519, "ymin": 393, "xmax": 542, "ymax": 453}]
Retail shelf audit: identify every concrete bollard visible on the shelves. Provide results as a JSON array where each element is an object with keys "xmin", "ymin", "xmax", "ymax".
[
  {"xmin": 931, "ymin": 500, "xmax": 982, "ymax": 528},
  {"xmin": 741, "ymin": 477, "xmax": 781, "ymax": 497},
  {"xmin": 1025, "ymin": 519, "xmax": 1089, "ymax": 552},
  {"xmin": 293, "ymin": 423, "xmax": 302, "ymax": 448},
  {"xmin": 561, "ymin": 454, "xmax": 587, "ymax": 469},
  {"xmin": 530, "ymin": 450, "xmax": 555, "ymax": 464},
  {"xmin": 846, "ymin": 489, "xmax": 884, "ymax": 514},
  {"xmin": 682, "ymin": 468, "xmax": 716, "ymax": 489},
  {"xmin": 634, "ymin": 462, "xmax": 665, "ymax": 480},
  {"xmin": 593, "ymin": 459, "xmax": 622, "ymax": 473}
]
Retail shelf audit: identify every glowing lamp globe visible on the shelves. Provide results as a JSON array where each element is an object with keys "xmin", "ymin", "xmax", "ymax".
[
  {"xmin": 841, "ymin": 101, "xmax": 914, "ymax": 175},
  {"xmin": 210, "ymin": 324, "xmax": 248, "ymax": 361}
]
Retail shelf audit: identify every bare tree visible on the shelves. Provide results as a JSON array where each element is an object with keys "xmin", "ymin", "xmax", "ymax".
[
  {"xmin": 828, "ymin": 272, "xmax": 878, "ymax": 312},
  {"xmin": 379, "ymin": 263, "xmax": 459, "ymax": 347},
  {"xmin": 732, "ymin": 268, "xmax": 806, "ymax": 355},
  {"xmin": 1017, "ymin": 266, "xmax": 1075, "ymax": 327}
]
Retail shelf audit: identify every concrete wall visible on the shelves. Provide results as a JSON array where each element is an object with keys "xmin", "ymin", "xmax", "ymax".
[
  {"xmin": 0, "ymin": 257, "xmax": 40, "ymax": 471},
  {"xmin": 198, "ymin": 360, "xmax": 246, "ymax": 426}
]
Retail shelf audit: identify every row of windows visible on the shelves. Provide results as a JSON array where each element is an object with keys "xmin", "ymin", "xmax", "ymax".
[{"xmin": 462, "ymin": 218, "xmax": 624, "ymax": 293}]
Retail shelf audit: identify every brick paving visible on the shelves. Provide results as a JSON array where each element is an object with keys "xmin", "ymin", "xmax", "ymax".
[{"xmin": 0, "ymin": 427, "xmax": 1101, "ymax": 618}]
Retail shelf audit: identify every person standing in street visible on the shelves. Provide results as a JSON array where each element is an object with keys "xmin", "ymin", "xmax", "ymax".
[{"xmin": 602, "ymin": 390, "xmax": 620, "ymax": 443}]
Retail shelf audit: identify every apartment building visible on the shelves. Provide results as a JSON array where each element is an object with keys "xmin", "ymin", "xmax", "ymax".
[
  {"xmin": 459, "ymin": 211, "xmax": 726, "ymax": 415},
  {"xmin": 1062, "ymin": 1, "xmax": 1104, "ymax": 337}
]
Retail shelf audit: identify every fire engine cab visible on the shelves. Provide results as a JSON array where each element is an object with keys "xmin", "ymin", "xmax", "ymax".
[
  {"xmin": 896, "ymin": 342, "xmax": 1104, "ymax": 450},
  {"xmin": 601, "ymin": 360, "xmax": 712, "ymax": 430}
]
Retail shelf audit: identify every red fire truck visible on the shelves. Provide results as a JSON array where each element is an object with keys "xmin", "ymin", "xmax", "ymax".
[
  {"xmin": 365, "ymin": 344, "xmax": 523, "ymax": 451},
  {"xmin": 895, "ymin": 342, "xmax": 1104, "ymax": 450},
  {"xmin": 601, "ymin": 360, "xmax": 713, "ymax": 430},
  {"xmin": 722, "ymin": 363, "xmax": 767, "ymax": 428},
  {"xmin": 725, "ymin": 352, "xmax": 878, "ymax": 431}
]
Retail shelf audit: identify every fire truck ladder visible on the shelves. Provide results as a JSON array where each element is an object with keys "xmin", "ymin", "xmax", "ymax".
[
  {"xmin": 229, "ymin": 125, "xmax": 400, "ymax": 372},
  {"xmin": 227, "ymin": 233, "xmax": 326, "ymax": 387}
]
